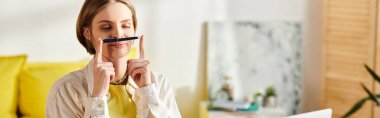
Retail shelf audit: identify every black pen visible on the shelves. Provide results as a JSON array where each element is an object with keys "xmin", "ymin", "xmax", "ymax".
[{"xmin": 102, "ymin": 36, "xmax": 139, "ymax": 43}]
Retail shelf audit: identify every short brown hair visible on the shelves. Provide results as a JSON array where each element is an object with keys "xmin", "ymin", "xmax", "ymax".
[{"xmin": 76, "ymin": 0, "xmax": 137, "ymax": 55}]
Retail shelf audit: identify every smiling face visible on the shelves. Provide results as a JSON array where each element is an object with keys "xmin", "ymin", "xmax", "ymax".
[{"xmin": 85, "ymin": 2, "xmax": 135, "ymax": 59}]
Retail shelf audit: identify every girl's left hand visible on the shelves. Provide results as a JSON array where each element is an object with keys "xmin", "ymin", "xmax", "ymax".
[{"xmin": 127, "ymin": 35, "xmax": 152, "ymax": 88}]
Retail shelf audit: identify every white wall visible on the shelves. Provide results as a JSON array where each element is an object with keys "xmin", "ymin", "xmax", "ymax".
[
  {"xmin": 133, "ymin": 1, "xmax": 226, "ymax": 117},
  {"xmin": 0, "ymin": 0, "xmax": 322, "ymax": 117},
  {"xmin": 0, "ymin": 0, "xmax": 90, "ymax": 61},
  {"xmin": 226, "ymin": 0, "xmax": 304, "ymax": 21}
]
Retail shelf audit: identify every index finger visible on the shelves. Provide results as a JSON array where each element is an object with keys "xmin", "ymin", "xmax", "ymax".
[
  {"xmin": 94, "ymin": 38, "xmax": 103, "ymax": 64},
  {"xmin": 139, "ymin": 35, "xmax": 145, "ymax": 59}
]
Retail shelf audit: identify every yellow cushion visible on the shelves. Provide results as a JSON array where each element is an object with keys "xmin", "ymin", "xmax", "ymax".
[
  {"xmin": 0, "ymin": 55, "xmax": 27, "ymax": 118},
  {"xmin": 19, "ymin": 62, "xmax": 87, "ymax": 118}
]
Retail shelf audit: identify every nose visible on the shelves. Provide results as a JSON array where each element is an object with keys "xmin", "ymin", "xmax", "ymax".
[{"xmin": 112, "ymin": 26, "xmax": 124, "ymax": 39}]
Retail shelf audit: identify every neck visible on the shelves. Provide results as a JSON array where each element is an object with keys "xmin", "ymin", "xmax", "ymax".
[{"xmin": 103, "ymin": 56, "xmax": 128, "ymax": 82}]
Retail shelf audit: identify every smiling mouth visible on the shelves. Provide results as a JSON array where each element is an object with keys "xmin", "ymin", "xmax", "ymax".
[{"xmin": 109, "ymin": 43, "xmax": 127, "ymax": 48}]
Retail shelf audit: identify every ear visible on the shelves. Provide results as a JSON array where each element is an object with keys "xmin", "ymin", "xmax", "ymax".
[{"xmin": 83, "ymin": 27, "xmax": 91, "ymax": 41}]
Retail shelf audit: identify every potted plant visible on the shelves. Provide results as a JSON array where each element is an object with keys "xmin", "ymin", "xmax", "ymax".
[
  {"xmin": 263, "ymin": 86, "xmax": 277, "ymax": 107},
  {"xmin": 343, "ymin": 64, "xmax": 380, "ymax": 118}
]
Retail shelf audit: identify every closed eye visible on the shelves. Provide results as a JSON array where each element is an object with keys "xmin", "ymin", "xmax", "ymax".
[
  {"xmin": 122, "ymin": 25, "xmax": 131, "ymax": 29},
  {"xmin": 100, "ymin": 25, "xmax": 112, "ymax": 31}
]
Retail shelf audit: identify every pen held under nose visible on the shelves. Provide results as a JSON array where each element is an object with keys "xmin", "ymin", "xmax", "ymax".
[{"xmin": 102, "ymin": 36, "xmax": 139, "ymax": 43}]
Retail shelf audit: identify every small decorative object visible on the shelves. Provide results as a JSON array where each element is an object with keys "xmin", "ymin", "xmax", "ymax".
[
  {"xmin": 244, "ymin": 95, "xmax": 253, "ymax": 103},
  {"xmin": 343, "ymin": 64, "xmax": 380, "ymax": 118},
  {"xmin": 254, "ymin": 92, "xmax": 264, "ymax": 108},
  {"xmin": 215, "ymin": 76, "xmax": 235, "ymax": 101},
  {"xmin": 263, "ymin": 86, "xmax": 277, "ymax": 107}
]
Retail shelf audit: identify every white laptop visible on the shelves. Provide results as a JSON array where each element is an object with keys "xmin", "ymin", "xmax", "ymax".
[{"xmin": 285, "ymin": 109, "xmax": 332, "ymax": 118}]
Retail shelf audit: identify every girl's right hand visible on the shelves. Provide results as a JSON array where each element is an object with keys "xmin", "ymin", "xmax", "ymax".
[{"xmin": 92, "ymin": 38, "xmax": 115, "ymax": 97}]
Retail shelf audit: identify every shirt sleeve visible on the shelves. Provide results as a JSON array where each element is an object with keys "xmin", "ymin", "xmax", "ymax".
[
  {"xmin": 46, "ymin": 83, "xmax": 84, "ymax": 118},
  {"xmin": 134, "ymin": 74, "xmax": 182, "ymax": 118},
  {"xmin": 83, "ymin": 96, "xmax": 110, "ymax": 118},
  {"xmin": 46, "ymin": 80, "xmax": 110, "ymax": 118}
]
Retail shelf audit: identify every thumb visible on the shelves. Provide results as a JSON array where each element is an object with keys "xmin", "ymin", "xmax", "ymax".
[
  {"xmin": 94, "ymin": 38, "xmax": 103, "ymax": 63},
  {"xmin": 139, "ymin": 35, "xmax": 145, "ymax": 59}
]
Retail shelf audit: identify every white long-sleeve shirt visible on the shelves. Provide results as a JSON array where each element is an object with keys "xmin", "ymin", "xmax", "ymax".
[{"xmin": 46, "ymin": 59, "xmax": 181, "ymax": 118}]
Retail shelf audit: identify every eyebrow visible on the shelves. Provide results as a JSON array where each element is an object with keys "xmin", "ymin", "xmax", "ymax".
[{"xmin": 97, "ymin": 19, "xmax": 132, "ymax": 24}]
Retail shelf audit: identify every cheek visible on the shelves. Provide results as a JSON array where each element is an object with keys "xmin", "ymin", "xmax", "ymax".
[
  {"xmin": 125, "ymin": 28, "xmax": 135, "ymax": 36},
  {"xmin": 91, "ymin": 27, "xmax": 113, "ymax": 39},
  {"xmin": 92, "ymin": 30, "xmax": 109, "ymax": 39}
]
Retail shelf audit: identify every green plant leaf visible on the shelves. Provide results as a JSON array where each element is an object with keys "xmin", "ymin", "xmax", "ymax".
[
  {"xmin": 364, "ymin": 64, "xmax": 380, "ymax": 84},
  {"xmin": 343, "ymin": 94, "xmax": 380, "ymax": 118},
  {"xmin": 265, "ymin": 86, "xmax": 276, "ymax": 96},
  {"xmin": 342, "ymin": 98, "xmax": 367, "ymax": 118},
  {"xmin": 360, "ymin": 83, "xmax": 380, "ymax": 106}
]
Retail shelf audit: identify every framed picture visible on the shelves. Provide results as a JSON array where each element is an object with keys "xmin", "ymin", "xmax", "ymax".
[{"xmin": 207, "ymin": 21, "xmax": 302, "ymax": 115}]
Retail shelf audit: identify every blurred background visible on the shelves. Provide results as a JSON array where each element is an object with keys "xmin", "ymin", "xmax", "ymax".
[{"xmin": 2, "ymin": 0, "xmax": 378, "ymax": 118}]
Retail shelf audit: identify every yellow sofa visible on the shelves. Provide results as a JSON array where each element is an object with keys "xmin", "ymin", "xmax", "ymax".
[
  {"xmin": 0, "ymin": 55, "xmax": 87, "ymax": 118},
  {"xmin": 0, "ymin": 48, "xmax": 137, "ymax": 118}
]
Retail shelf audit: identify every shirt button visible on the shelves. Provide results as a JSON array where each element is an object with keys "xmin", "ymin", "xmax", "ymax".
[{"xmin": 97, "ymin": 102, "xmax": 104, "ymax": 109}]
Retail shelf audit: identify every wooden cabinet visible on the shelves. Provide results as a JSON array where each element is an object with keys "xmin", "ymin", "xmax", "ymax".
[{"xmin": 321, "ymin": 0, "xmax": 379, "ymax": 117}]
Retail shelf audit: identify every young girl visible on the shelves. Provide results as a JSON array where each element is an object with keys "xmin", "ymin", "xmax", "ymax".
[{"xmin": 46, "ymin": 0, "xmax": 181, "ymax": 117}]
